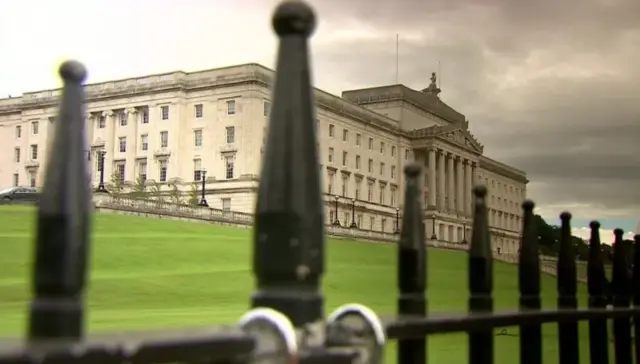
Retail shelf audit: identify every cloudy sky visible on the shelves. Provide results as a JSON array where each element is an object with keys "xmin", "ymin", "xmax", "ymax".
[{"xmin": 1, "ymin": 0, "xmax": 638, "ymax": 241}]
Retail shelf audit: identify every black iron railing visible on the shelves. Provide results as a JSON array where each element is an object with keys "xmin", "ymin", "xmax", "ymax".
[{"xmin": 1, "ymin": 1, "xmax": 639, "ymax": 363}]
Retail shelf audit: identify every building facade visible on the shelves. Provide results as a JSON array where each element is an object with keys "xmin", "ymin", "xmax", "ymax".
[{"xmin": 0, "ymin": 64, "xmax": 527, "ymax": 253}]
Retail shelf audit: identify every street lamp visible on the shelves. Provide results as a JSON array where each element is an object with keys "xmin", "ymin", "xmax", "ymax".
[
  {"xmin": 394, "ymin": 207, "xmax": 400, "ymax": 234},
  {"xmin": 96, "ymin": 151, "xmax": 107, "ymax": 192},
  {"xmin": 199, "ymin": 169, "xmax": 208, "ymax": 207},
  {"xmin": 461, "ymin": 221, "xmax": 468, "ymax": 244},
  {"xmin": 333, "ymin": 195, "xmax": 341, "ymax": 226},
  {"xmin": 349, "ymin": 198, "xmax": 358, "ymax": 229},
  {"xmin": 430, "ymin": 213, "xmax": 437, "ymax": 240}
]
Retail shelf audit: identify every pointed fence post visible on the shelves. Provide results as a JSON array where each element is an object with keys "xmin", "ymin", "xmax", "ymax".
[
  {"xmin": 557, "ymin": 212, "xmax": 579, "ymax": 363},
  {"xmin": 28, "ymin": 61, "xmax": 92, "ymax": 341},
  {"xmin": 518, "ymin": 200, "xmax": 541, "ymax": 364},
  {"xmin": 587, "ymin": 221, "xmax": 609, "ymax": 362}
]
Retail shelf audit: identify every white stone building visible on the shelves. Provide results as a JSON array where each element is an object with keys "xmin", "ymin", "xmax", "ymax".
[{"xmin": 0, "ymin": 64, "xmax": 527, "ymax": 253}]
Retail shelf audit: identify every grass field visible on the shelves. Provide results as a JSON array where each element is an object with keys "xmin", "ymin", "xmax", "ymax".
[{"xmin": 0, "ymin": 206, "xmax": 604, "ymax": 363}]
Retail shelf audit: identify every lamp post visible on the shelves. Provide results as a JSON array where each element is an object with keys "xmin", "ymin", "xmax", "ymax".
[
  {"xmin": 199, "ymin": 169, "xmax": 208, "ymax": 207},
  {"xmin": 462, "ymin": 221, "xmax": 468, "ymax": 244},
  {"xmin": 349, "ymin": 198, "xmax": 358, "ymax": 229},
  {"xmin": 430, "ymin": 213, "xmax": 437, "ymax": 240},
  {"xmin": 96, "ymin": 151, "xmax": 107, "ymax": 192},
  {"xmin": 333, "ymin": 195, "xmax": 341, "ymax": 226},
  {"xmin": 394, "ymin": 207, "xmax": 400, "ymax": 234}
]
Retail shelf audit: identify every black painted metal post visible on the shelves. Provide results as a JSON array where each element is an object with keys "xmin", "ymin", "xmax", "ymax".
[
  {"xmin": 468, "ymin": 186, "xmax": 493, "ymax": 364},
  {"xmin": 394, "ymin": 207, "xmax": 400, "ymax": 234},
  {"xmin": 397, "ymin": 164, "xmax": 426, "ymax": 364},
  {"xmin": 462, "ymin": 221, "xmax": 467, "ymax": 244},
  {"xmin": 29, "ymin": 61, "xmax": 91, "ymax": 341},
  {"xmin": 97, "ymin": 151, "xmax": 107, "ymax": 192},
  {"xmin": 252, "ymin": 0, "xmax": 324, "ymax": 327},
  {"xmin": 349, "ymin": 198, "xmax": 357, "ymax": 228},
  {"xmin": 333, "ymin": 195, "xmax": 340, "ymax": 226},
  {"xmin": 587, "ymin": 221, "xmax": 609, "ymax": 363},
  {"xmin": 199, "ymin": 169, "xmax": 208, "ymax": 207},
  {"xmin": 430, "ymin": 213, "xmax": 437, "ymax": 240},
  {"xmin": 557, "ymin": 212, "xmax": 579, "ymax": 364},
  {"xmin": 518, "ymin": 200, "xmax": 541, "ymax": 364},
  {"xmin": 612, "ymin": 228, "xmax": 633, "ymax": 364}
]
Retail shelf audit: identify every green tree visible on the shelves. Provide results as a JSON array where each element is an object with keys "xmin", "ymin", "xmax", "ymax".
[
  {"xmin": 107, "ymin": 172, "xmax": 124, "ymax": 199},
  {"xmin": 131, "ymin": 176, "xmax": 148, "ymax": 200},
  {"xmin": 169, "ymin": 184, "xmax": 183, "ymax": 205},
  {"xmin": 188, "ymin": 183, "xmax": 200, "ymax": 206},
  {"xmin": 149, "ymin": 182, "xmax": 166, "ymax": 205}
]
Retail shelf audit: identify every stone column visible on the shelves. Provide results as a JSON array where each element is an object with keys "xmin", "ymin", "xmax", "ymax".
[
  {"xmin": 102, "ymin": 110, "xmax": 115, "ymax": 180},
  {"xmin": 456, "ymin": 157, "xmax": 464, "ymax": 213},
  {"xmin": 446, "ymin": 154, "xmax": 455, "ymax": 212},
  {"xmin": 464, "ymin": 160, "xmax": 472, "ymax": 216},
  {"xmin": 428, "ymin": 148, "xmax": 437, "ymax": 209},
  {"xmin": 124, "ymin": 108, "xmax": 137, "ymax": 182},
  {"xmin": 437, "ymin": 150, "xmax": 446, "ymax": 210}
]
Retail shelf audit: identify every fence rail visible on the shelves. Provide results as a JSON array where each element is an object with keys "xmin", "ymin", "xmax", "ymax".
[{"xmin": 1, "ymin": 1, "xmax": 639, "ymax": 363}]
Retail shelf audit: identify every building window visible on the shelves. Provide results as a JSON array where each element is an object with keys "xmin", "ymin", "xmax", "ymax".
[
  {"xmin": 119, "ymin": 137, "xmax": 126, "ymax": 153},
  {"xmin": 160, "ymin": 131, "xmax": 168, "ymax": 148},
  {"xmin": 370, "ymin": 216, "xmax": 375, "ymax": 230},
  {"xmin": 329, "ymin": 210, "xmax": 334, "ymax": 224},
  {"xmin": 380, "ymin": 162, "xmax": 385, "ymax": 176},
  {"xmin": 14, "ymin": 147, "xmax": 20, "ymax": 163},
  {"xmin": 405, "ymin": 149, "xmax": 409, "ymax": 160},
  {"xmin": 381, "ymin": 219, "xmax": 387, "ymax": 232},
  {"xmin": 30, "ymin": 144, "xmax": 38, "ymax": 160},
  {"xmin": 13, "ymin": 173, "xmax": 19, "ymax": 187},
  {"xmin": 116, "ymin": 163, "xmax": 125, "ymax": 183},
  {"xmin": 140, "ymin": 134, "xmax": 148, "ymax": 151},
  {"xmin": 98, "ymin": 115, "xmax": 106, "ymax": 128},
  {"xmin": 342, "ymin": 151, "xmax": 347, "ymax": 167},
  {"xmin": 355, "ymin": 181, "xmax": 361, "ymax": 200},
  {"xmin": 142, "ymin": 109, "xmax": 149, "ymax": 124},
  {"xmin": 380, "ymin": 142, "xmax": 385, "ymax": 154},
  {"xmin": 368, "ymin": 138, "xmax": 373, "ymax": 150},
  {"xmin": 159, "ymin": 160, "xmax": 167, "ymax": 182},
  {"xmin": 225, "ymin": 156, "xmax": 234, "ymax": 179},
  {"xmin": 327, "ymin": 172, "xmax": 334, "ymax": 194},
  {"xmin": 355, "ymin": 155, "xmax": 360, "ymax": 169},
  {"xmin": 226, "ymin": 126, "xmax": 235, "ymax": 144},
  {"xmin": 356, "ymin": 133, "xmax": 361, "ymax": 146},
  {"xmin": 368, "ymin": 159, "xmax": 373, "ymax": 173},
  {"xmin": 195, "ymin": 104, "xmax": 203, "ymax": 118},
  {"xmin": 222, "ymin": 198, "xmax": 231, "ymax": 212},
  {"xmin": 342, "ymin": 177, "xmax": 347, "ymax": 197},
  {"xmin": 193, "ymin": 159, "xmax": 202, "ymax": 181},
  {"xmin": 15, "ymin": 125, "xmax": 21, "ymax": 138},
  {"xmin": 120, "ymin": 112, "xmax": 128, "ymax": 126},
  {"xmin": 138, "ymin": 161, "xmax": 147, "ymax": 181},
  {"xmin": 343, "ymin": 212, "xmax": 349, "ymax": 224},
  {"xmin": 367, "ymin": 183, "xmax": 373, "ymax": 202},
  {"xmin": 329, "ymin": 124, "xmax": 335, "ymax": 137},
  {"xmin": 328, "ymin": 147, "xmax": 334, "ymax": 163},
  {"xmin": 31, "ymin": 121, "xmax": 39, "ymax": 135},
  {"xmin": 391, "ymin": 146, "xmax": 396, "ymax": 157},
  {"xmin": 161, "ymin": 106, "xmax": 169, "ymax": 120},
  {"xmin": 342, "ymin": 129, "xmax": 348, "ymax": 142},
  {"xmin": 357, "ymin": 214, "xmax": 362, "ymax": 228},
  {"xmin": 263, "ymin": 101, "xmax": 271, "ymax": 116},
  {"xmin": 194, "ymin": 130, "xmax": 203, "ymax": 147},
  {"xmin": 390, "ymin": 187, "xmax": 396, "ymax": 206},
  {"xmin": 227, "ymin": 100, "xmax": 236, "ymax": 115},
  {"xmin": 391, "ymin": 165, "xmax": 396, "ymax": 179}
]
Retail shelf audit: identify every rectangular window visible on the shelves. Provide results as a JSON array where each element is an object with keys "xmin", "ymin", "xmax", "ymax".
[
  {"xmin": 356, "ymin": 133, "xmax": 361, "ymax": 146},
  {"xmin": 120, "ymin": 112, "xmax": 128, "ymax": 126},
  {"xmin": 380, "ymin": 162, "xmax": 385, "ymax": 176},
  {"xmin": 116, "ymin": 163, "xmax": 125, "ymax": 183},
  {"xmin": 225, "ymin": 156, "xmax": 234, "ymax": 179},
  {"xmin": 263, "ymin": 101, "xmax": 271, "ymax": 116},
  {"xmin": 368, "ymin": 138, "xmax": 373, "ymax": 150},
  {"xmin": 138, "ymin": 161, "xmax": 147, "ymax": 181},
  {"xmin": 13, "ymin": 173, "xmax": 19, "ymax": 187},
  {"xmin": 140, "ymin": 134, "xmax": 148, "ymax": 151},
  {"xmin": 15, "ymin": 125, "xmax": 21, "ymax": 138},
  {"xmin": 222, "ymin": 198, "xmax": 231, "ymax": 212},
  {"xmin": 342, "ymin": 129, "xmax": 348, "ymax": 142},
  {"xmin": 391, "ymin": 165, "xmax": 396, "ymax": 179},
  {"xmin": 98, "ymin": 115, "xmax": 106, "ymax": 128},
  {"xmin": 142, "ymin": 109, "xmax": 149, "ymax": 124},
  {"xmin": 160, "ymin": 131, "xmax": 168, "ymax": 148},
  {"xmin": 327, "ymin": 172, "xmax": 334, "ymax": 195},
  {"xmin": 159, "ymin": 160, "xmax": 168, "ymax": 182},
  {"xmin": 194, "ymin": 159, "xmax": 202, "ymax": 181},
  {"xmin": 328, "ymin": 147, "xmax": 334, "ymax": 163},
  {"xmin": 227, "ymin": 100, "xmax": 236, "ymax": 115},
  {"xmin": 405, "ymin": 149, "xmax": 409, "ymax": 160},
  {"xmin": 29, "ymin": 171, "xmax": 36, "ymax": 187},
  {"xmin": 194, "ymin": 130, "xmax": 203, "ymax": 147},
  {"xmin": 329, "ymin": 124, "xmax": 335, "ymax": 137},
  {"xmin": 380, "ymin": 142, "xmax": 385, "ymax": 154},
  {"xmin": 226, "ymin": 126, "xmax": 235, "ymax": 144},
  {"xmin": 119, "ymin": 137, "xmax": 126, "ymax": 153},
  {"xmin": 195, "ymin": 104, "xmax": 203, "ymax": 118},
  {"xmin": 30, "ymin": 144, "xmax": 38, "ymax": 160},
  {"xmin": 390, "ymin": 187, "xmax": 396, "ymax": 206},
  {"xmin": 31, "ymin": 121, "xmax": 39, "ymax": 135},
  {"xmin": 368, "ymin": 159, "xmax": 373, "ymax": 173},
  {"xmin": 391, "ymin": 146, "xmax": 396, "ymax": 157},
  {"xmin": 342, "ymin": 151, "xmax": 347, "ymax": 167},
  {"xmin": 161, "ymin": 106, "xmax": 169, "ymax": 120},
  {"xmin": 14, "ymin": 147, "xmax": 20, "ymax": 163},
  {"xmin": 380, "ymin": 186, "xmax": 385, "ymax": 204},
  {"xmin": 355, "ymin": 181, "xmax": 361, "ymax": 200},
  {"xmin": 355, "ymin": 155, "xmax": 360, "ymax": 169},
  {"xmin": 367, "ymin": 183, "xmax": 373, "ymax": 202}
]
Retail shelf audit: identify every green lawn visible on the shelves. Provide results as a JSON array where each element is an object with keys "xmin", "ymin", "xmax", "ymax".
[{"xmin": 0, "ymin": 206, "xmax": 604, "ymax": 363}]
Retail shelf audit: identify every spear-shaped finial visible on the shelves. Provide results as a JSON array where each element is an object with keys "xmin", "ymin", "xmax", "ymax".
[
  {"xmin": 29, "ymin": 60, "xmax": 92, "ymax": 341},
  {"xmin": 251, "ymin": 0, "xmax": 323, "ymax": 327}
]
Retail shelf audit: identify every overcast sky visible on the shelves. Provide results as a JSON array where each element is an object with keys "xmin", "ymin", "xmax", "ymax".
[{"xmin": 1, "ymin": 0, "xmax": 638, "ymax": 240}]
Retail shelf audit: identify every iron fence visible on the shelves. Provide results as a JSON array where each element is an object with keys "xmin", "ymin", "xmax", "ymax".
[{"xmin": 1, "ymin": 1, "xmax": 639, "ymax": 363}]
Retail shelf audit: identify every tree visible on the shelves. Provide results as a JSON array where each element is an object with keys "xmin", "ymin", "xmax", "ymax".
[
  {"xmin": 149, "ymin": 182, "xmax": 166, "ymax": 205},
  {"xmin": 108, "ymin": 172, "xmax": 124, "ymax": 199},
  {"xmin": 188, "ymin": 183, "xmax": 200, "ymax": 206},
  {"xmin": 169, "ymin": 184, "xmax": 183, "ymax": 205},
  {"xmin": 131, "ymin": 176, "xmax": 148, "ymax": 200}
]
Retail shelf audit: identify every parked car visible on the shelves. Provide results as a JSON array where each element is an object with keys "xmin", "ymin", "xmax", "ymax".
[{"xmin": 0, "ymin": 187, "xmax": 40, "ymax": 203}]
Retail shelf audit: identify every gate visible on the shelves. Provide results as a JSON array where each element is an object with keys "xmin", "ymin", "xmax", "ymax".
[{"xmin": 0, "ymin": 1, "xmax": 638, "ymax": 363}]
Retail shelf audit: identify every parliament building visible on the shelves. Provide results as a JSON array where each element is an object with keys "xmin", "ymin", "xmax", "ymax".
[{"xmin": 0, "ymin": 63, "xmax": 527, "ymax": 254}]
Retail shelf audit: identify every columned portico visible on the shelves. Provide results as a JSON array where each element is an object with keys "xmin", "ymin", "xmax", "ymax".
[
  {"xmin": 446, "ymin": 153, "xmax": 455, "ymax": 212},
  {"xmin": 437, "ymin": 150, "xmax": 446, "ymax": 210},
  {"xmin": 455, "ymin": 156, "xmax": 463, "ymax": 213},
  {"xmin": 427, "ymin": 148, "xmax": 436, "ymax": 209},
  {"xmin": 464, "ymin": 161, "xmax": 473, "ymax": 216}
]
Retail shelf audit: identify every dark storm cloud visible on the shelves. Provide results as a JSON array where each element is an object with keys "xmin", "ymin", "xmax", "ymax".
[{"xmin": 306, "ymin": 0, "xmax": 640, "ymax": 218}]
